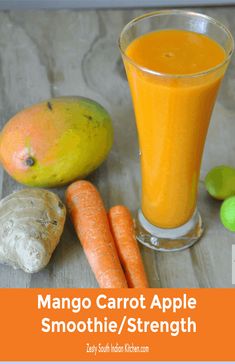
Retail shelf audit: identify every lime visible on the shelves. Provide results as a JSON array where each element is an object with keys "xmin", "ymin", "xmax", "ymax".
[
  {"xmin": 205, "ymin": 165, "xmax": 235, "ymax": 200},
  {"xmin": 220, "ymin": 196, "xmax": 235, "ymax": 232}
]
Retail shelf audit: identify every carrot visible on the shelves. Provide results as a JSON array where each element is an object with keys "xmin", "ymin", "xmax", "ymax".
[
  {"xmin": 66, "ymin": 180, "xmax": 127, "ymax": 288},
  {"xmin": 108, "ymin": 205, "xmax": 149, "ymax": 288}
]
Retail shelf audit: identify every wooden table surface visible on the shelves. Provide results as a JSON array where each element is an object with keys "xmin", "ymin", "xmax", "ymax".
[{"xmin": 0, "ymin": 6, "xmax": 235, "ymax": 288}]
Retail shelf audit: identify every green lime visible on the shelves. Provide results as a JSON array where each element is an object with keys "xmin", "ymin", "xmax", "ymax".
[
  {"xmin": 220, "ymin": 196, "xmax": 235, "ymax": 232},
  {"xmin": 205, "ymin": 165, "xmax": 235, "ymax": 200}
]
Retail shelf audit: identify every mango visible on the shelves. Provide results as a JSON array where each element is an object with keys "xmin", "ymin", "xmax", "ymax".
[{"xmin": 0, "ymin": 97, "xmax": 113, "ymax": 187}]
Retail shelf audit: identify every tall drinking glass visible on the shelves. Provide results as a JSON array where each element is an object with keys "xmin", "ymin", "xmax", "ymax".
[{"xmin": 119, "ymin": 10, "xmax": 233, "ymax": 251}]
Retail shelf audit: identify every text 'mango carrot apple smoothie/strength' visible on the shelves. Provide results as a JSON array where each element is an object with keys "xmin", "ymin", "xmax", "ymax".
[{"xmin": 119, "ymin": 11, "xmax": 233, "ymax": 251}]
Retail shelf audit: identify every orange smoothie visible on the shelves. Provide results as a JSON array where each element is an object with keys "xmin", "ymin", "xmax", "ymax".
[{"xmin": 125, "ymin": 29, "xmax": 226, "ymax": 228}]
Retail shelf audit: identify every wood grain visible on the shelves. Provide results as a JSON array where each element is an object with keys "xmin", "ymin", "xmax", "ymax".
[{"xmin": 0, "ymin": 7, "xmax": 234, "ymax": 287}]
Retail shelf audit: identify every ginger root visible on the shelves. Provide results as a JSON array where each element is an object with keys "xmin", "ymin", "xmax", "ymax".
[{"xmin": 0, "ymin": 189, "xmax": 66, "ymax": 273}]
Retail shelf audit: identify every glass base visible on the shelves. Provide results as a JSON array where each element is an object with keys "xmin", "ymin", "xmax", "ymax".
[{"xmin": 136, "ymin": 209, "xmax": 204, "ymax": 252}]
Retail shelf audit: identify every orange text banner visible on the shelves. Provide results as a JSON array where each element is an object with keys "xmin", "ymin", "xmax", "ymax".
[{"xmin": 0, "ymin": 288, "xmax": 234, "ymax": 361}]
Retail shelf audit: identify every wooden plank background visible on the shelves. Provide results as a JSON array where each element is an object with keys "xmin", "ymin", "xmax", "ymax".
[
  {"xmin": 0, "ymin": 1, "xmax": 235, "ymax": 10},
  {"xmin": 0, "ymin": 7, "xmax": 234, "ymax": 287}
]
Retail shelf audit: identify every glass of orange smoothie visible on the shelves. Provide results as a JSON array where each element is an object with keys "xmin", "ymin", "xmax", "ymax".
[{"xmin": 119, "ymin": 10, "xmax": 233, "ymax": 251}]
